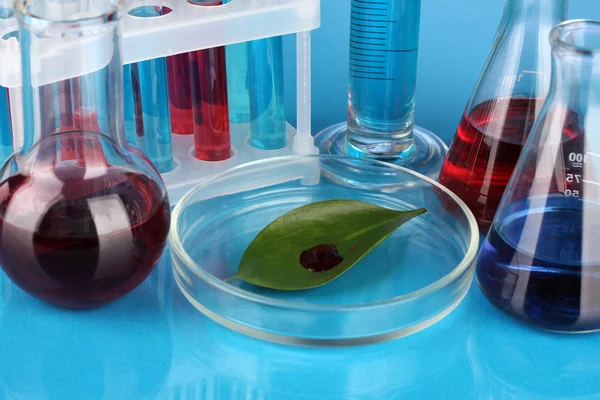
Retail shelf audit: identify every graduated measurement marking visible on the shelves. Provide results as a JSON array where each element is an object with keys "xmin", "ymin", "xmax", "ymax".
[
  {"xmin": 583, "ymin": 180, "xmax": 600, "ymax": 187},
  {"xmin": 350, "ymin": 0, "xmax": 392, "ymax": 80},
  {"xmin": 501, "ymin": 70, "xmax": 546, "ymax": 87},
  {"xmin": 569, "ymin": 152, "xmax": 590, "ymax": 169}
]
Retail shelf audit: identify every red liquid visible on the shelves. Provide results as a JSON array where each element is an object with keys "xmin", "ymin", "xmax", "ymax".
[
  {"xmin": 0, "ymin": 135, "xmax": 170, "ymax": 308},
  {"xmin": 166, "ymin": 53, "xmax": 194, "ymax": 135},
  {"xmin": 439, "ymin": 98, "xmax": 541, "ymax": 230},
  {"xmin": 190, "ymin": 46, "xmax": 231, "ymax": 161}
]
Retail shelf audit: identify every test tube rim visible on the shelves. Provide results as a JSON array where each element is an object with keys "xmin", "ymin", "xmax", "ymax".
[
  {"xmin": 15, "ymin": 0, "xmax": 122, "ymax": 28},
  {"xmin": 169, "ymin": 154, "xmax": 479, "ymax": 313}
]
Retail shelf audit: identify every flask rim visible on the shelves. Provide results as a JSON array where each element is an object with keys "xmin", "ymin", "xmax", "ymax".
[
  {"xmin": 551, "ymin": 19, "xmax": 600, "ymax": 56},
  {"xmin": 15, "ymin": 0, "xmax": 122, "ymax": 29}
]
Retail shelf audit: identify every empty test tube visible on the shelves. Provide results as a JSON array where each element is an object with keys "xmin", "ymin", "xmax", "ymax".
[
  {"xmin": 189, "ymin": 0, "xmax": 231, "ymax": 161},
  {"xmin": 123, "ymin": 4, "xmax": 174, "ymax": 173},
  {"xmin": 248, "ymin": 36, "xmax": 286, "ymax": 150}
]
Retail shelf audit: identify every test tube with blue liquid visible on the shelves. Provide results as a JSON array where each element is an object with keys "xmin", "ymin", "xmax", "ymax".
[
  {"xmin": 123, "ymin": 2, "xmax": 174, "ymax": 173},
  {"xmin": 314, "ymin": 0, "xmax": 446, "ymax": 179},
  {"xmin": 223, "ymin": 0, "xmax": 285, "ymax": 150},
  {"xmin": 0, "ymin": 1, "xmax": 14, "ymax": 163},
  {"xmin": 223, "ymin": 0, "xmax": 249, "ymax": 124},
  {"xmin": 248, "ymin": 36, "xmax": 286, "ymax": 150}
]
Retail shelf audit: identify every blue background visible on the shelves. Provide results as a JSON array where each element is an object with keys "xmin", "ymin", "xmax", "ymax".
[
  {"xmin": 284, "ymin": 0, "xmax": 600, "ymax": 143},
  {"xmin": 3, "ymin": 2, "xmax": 600, "ymax": 399}
]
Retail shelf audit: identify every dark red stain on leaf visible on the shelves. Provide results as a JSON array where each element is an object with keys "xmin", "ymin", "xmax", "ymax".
[
  {"xmin": 299, "ymin": 244, "xmax": 344, "ymax": 272},
  {"xmin": 349, "ymin": 245, "xmax": 357, "ymax": 252}
]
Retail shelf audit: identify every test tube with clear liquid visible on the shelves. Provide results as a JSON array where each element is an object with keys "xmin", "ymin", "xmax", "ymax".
[{"xmin": 315, "ymin": 0, "xmax": 447, "ymax": 179}]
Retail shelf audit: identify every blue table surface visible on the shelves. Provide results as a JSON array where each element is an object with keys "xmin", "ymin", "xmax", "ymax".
[{"xmin": 0, "ymin": 244, "xmax": 599, "ymax": 400}]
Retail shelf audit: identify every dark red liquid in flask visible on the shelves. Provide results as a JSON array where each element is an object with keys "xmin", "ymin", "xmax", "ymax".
[
  {"xmin": 439, "ymin": 97, "xmax": 540, "ymax": 230},
  {"xmin": 0, "ymin": 132, "xmax": 171, "ymax": 309}
]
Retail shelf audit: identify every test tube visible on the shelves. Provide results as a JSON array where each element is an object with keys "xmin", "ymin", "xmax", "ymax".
[
  {"xmin": 1, "ymin": 1, "xmax": 15, "ymax": 161},
  {"xmin": 248, "ymin": 37, "xmax": 286, "ymax": 150},
  {"xmin": 226, "ymin": 42, "xmax": 250, "ymax": 124},
  {"xmin": 123, "ymin": 4, "xmax": 174, "ymax": 173},
  {"xmin": 223, "ymin": 0, "xmax": 249, "ymax": 123},
  {"xmin": 0, "ymin": 87, "xmax": 12, "ymax": 163},
  {"xmin": 166, "ymin": 53, "xmax": 193, "ymax": 135},
  {"xmin": 189, "ymin": 0, "xmax": 231, "ymax": 161}
]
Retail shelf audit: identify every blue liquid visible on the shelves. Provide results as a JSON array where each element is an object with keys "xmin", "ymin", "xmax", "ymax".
[
  {"xmin": 347, "ymin": 0, "xmax": 420, "ymax": 157},
  {"xmin": 477, "ymin": 197, "xmax": 600, "ymax": 332},
  {"xmin": 123, "ymin": 7, "xmax": 173, "ymax": 173},
  {"xmin": 0, "ymin": 88, "xmax": 12, "ymax": 163},
  {"xmin": 226, "ymin": 42, "xmax": 250, "ymax": 123},
  {"xmin": 248, "ymin": 37, "xmax": 286, "ymax": 150}
]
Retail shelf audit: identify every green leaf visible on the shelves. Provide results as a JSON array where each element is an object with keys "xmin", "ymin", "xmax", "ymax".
[{"xmin": 226, "ymin": 199, "xmax": 427, "ymax": 291}]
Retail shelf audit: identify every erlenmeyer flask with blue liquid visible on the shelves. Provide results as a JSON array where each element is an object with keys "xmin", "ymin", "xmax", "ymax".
[{"xmin": 477, "ymin": 20, "xmax": 600, "ymax": 333}]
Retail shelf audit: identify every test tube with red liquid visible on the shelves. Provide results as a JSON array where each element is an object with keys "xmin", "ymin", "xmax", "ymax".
[{"xmin": 166, "ymin": 0, "xmax": 231, "ymax": 162}]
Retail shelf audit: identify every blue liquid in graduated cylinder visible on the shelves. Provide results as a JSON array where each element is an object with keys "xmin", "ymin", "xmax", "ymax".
[
  {"xmin": 0, "ymin": 88, "xmax": 12, "ymax": 163},
  {"xmin": 248, "ymin": 37, "xmax": 286, "ymax": 150},
  {"xmin": 347, "ymin": 0, "xmax": 419, "ymax": 157},
  {"xmin": 477, "ymin": 197, "xmax": 600, "ymax": 332},
  {"xmin": 123, "ymin": 7, "xmax": 173, "ymax": 173}
]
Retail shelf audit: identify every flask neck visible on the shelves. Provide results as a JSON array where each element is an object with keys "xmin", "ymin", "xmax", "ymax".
[
  {"xmin": 17, "ymin": 0, "xmax": 124, "ymax": 153},
  {"xmin": 504, "ymin": 0, "xmax": 567, "ymax": 28},
  {"xmin": 549, "ymin": 21, "xmax": 600, "ymax": 105}
]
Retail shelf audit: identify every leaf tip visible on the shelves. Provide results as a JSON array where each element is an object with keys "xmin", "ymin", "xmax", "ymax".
[{"xmin": 223, "ymin": 275, "xmax": 239, "ymax": 283}]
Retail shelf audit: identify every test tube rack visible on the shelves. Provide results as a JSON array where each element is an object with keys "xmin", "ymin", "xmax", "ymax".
[{"xmin": 0, "ymin": 0, "xmax": 321, "ymax": 204}]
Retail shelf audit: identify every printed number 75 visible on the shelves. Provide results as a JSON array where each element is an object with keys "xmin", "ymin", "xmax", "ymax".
[{"xmin": 566, "ymin": 174, "xmax": 581, "ymax": 183}]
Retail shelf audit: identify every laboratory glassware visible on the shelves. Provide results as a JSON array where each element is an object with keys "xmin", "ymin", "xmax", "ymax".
[
  {"xmin": 226, "ymin": 41, "xmax": 250, "ymax": 123},
  {"xmin": 438, "ymin": 0, "xmax": 567, "ymax": 231},
  {"xmin": 170, "ymin": 154, "xmax": 478, "ymax": 345},
  {"xmin": 248, "ymin": 36, "xmax": 286, "ymax": 150},
  {"xmin": 124, "ymin": 3, "xmax": 174, "ymax": 173},
  {"xmin": 166, "ymin": 51, "xmax": 193, "ymax": 135},
  {"xmin": 314, "ymin": 0, "xmax": 447, "ymax": 179},
  {"xmin": 0, "ymin": 0, "xmax": 171, "ymax": 309},
  {"xmin": 477, "ymin": 19, "xmax": 600, "ymax": 333},
  {"xmin": 0, "ymin": 0, "xmax": 14, "ymax": 163},
  {"xmin": 0, "ymin": 81, "xmax": 11, "ymax": 163},
  {"xmin": 223, "ymin": 0, "xmax": 249, "ymax": 124},
  {"xmin": 190, "ymin": 0, "xmax": 231, "ymax": 161}
]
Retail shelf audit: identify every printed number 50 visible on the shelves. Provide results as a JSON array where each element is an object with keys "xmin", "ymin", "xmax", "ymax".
[{"xmin": 565, "ymin": 189, "xmax": 580, "ymax": 198}]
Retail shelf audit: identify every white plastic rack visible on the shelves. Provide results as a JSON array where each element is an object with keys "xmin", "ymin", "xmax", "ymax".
[{"xmin": 0, "ymin": 0, "xmax": 321, "ymax": 204}]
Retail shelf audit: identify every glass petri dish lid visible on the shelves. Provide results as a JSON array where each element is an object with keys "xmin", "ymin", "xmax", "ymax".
[{"xmin": 170, "ymin": 155, "xmax": 479, "ymax": 346}]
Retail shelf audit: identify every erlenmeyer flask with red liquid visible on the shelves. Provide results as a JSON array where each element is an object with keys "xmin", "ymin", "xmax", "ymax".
[
  {"xmin": 438, "ymin": 0, "xmax": 567, "ymax": 231},
  {"xmin": 0, "ymin": 0, "xmax": 171, "ymax": 309}
]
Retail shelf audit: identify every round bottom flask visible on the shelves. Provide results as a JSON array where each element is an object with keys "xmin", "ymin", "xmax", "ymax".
[
  {"xmin": 0, "ymin": 132, "xmax": 170, "ymax": 308},
  {"xmin": 0, "ymin": 0, "xmax": 171, "ymax": 308}
]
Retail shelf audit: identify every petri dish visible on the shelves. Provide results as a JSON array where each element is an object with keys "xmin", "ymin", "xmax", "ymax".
[{"xmin": 170, "ymin": 155, "xmax": 479, "ymax": 345}]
